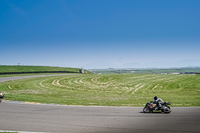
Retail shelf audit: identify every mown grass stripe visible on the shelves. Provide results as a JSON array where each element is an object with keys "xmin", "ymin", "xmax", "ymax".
[{"xmin": 0, "ymin": 74, "xmax": 199, "ymax": 107}]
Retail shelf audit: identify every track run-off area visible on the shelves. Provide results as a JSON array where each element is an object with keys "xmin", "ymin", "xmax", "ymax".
[
  {"xmin": 0, "ymin": 74, "xmax": 200, "ymax": 133},
  {"xmin": 0, "ymin": 74, "xmax": 199, "ymax": 106}
]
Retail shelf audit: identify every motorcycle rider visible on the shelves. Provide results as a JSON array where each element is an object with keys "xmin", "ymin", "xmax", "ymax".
[
  {"xmin": 153, "ymin": 96, "xmax": 164, "ymax": 110},
  {"xmin": 0, "ymin": 92, "xmax": 4, "ymax": 102}
]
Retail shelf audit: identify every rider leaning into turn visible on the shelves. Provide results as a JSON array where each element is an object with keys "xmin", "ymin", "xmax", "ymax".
[{"xmin": 153, "ymin": 96, "xmax": 164, "ymax": 109}]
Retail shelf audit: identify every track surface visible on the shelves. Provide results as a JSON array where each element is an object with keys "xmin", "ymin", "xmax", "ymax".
[
  {"xmin": 0, "ymin": 75, "xmax": 200, "ymax": 133},
  {"xmin": 0, "ymin": 101, "xmax": 200, "ymax": 133}
]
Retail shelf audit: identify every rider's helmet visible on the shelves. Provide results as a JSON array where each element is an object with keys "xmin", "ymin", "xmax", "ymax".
[{"xmin": 154, "ymin": 96, "xmax": 158, "ymax": 100}]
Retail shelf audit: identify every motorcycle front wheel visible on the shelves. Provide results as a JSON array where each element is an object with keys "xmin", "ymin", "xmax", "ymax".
[{"xmin": 163, "ymin": 106, "xmax": 171, "ymax": 114}]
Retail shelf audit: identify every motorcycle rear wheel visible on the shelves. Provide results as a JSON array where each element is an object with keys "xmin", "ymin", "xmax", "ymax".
[{"xmin": 143, "ymin": 107, "xmax": 151, "ymax": 113}]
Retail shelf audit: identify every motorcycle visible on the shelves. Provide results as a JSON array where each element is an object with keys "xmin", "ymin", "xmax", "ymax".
[
  {"xmin": 143, "ymin": 101, "xmax": 171, "ymax": 113},
  {"xmin": 0, "ymin": 92, "xmax": 4, "ymax": 102}
]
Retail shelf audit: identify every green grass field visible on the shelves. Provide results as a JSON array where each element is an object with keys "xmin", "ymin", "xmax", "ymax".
[
  {"xmin": 0, "ymin": 65, "xmax": 80, "ymax": 73},
  {"xmin": 0, "ymin": 132, "xmax": 17, "ymax": 133},
  {"xmin": 1, "ymin": 74, "xmax": 199, "ymax": 107},
  {"xmin": 90, "ymin": 68, "xmax": 200, "ymax": 74}
]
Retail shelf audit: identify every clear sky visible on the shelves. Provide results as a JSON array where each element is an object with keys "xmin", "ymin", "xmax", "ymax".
[{"xmin": 0, "ymin": 0, "xmax": 200, "ymax": 69}]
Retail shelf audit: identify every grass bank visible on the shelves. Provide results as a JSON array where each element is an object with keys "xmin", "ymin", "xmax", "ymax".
[
  {"xmin": 0, "ymin": 65, "xmax": 81, "ymax": 73},
  {"xmin": 0, "ymin": 74, "xmax": 199, "ymax": 107}
]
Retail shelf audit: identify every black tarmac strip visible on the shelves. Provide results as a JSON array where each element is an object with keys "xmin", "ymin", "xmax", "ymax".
[
  {"xmin": 0, "ymin": 101, "xmax": 200, "ymax": 133},
  {"xmin": 0, "ymin": 75, "xmax": 200, "ymax": 133}
]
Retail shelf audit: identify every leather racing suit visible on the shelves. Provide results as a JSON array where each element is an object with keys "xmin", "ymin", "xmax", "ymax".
[{"xmin": 154, "ymin": 98, "xmax": 164, "ymax": 109}]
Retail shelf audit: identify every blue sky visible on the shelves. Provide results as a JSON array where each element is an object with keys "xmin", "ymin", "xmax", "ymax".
[{"xmin": 0, "ymin": 0, "xmax": 200, "ymax": 69}]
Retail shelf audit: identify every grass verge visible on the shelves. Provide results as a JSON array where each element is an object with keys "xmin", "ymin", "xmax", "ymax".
[
  {"xmin": 0, "ymin": 65, "xmax": 80, "ymax": 73},
  {"xmin": 0, "ymin": 74, "xmax": 199, "ymax": 107}
]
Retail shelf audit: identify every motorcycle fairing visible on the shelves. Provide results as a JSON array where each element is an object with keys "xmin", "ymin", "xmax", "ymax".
[{"xmin": 153, "ymin": 110, "xmax": 162, "ymax": 113}]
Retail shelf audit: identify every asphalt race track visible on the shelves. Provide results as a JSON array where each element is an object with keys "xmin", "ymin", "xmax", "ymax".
[
  {"xmin": 0, "ymin": 75, "xmax": 200, "ymax": 133},
  {"xmin": 0, "ymin": 101, "xmax": 199, "ymax": 133}
]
